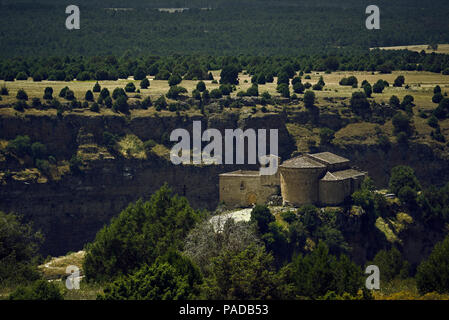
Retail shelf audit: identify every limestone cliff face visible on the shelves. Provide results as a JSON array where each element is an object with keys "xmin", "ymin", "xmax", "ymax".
[
  {"xmin": 0, "ymin": 111, "xmax": 295, "ymax": 256},
  {"xmin": 0, "ymin": 156, "xmax": 237, "ymax": 255}
]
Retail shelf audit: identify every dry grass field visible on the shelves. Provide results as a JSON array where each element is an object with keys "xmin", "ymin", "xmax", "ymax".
[
  {"xmin": 1, "ymin": 70, "xmax": 448, "ymax": 110},
  {"xmin": 371, "ymin": 44, "xmax": 449, "ymax": 55}
]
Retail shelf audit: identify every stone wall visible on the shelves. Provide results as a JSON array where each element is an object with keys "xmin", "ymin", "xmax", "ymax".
[
  {"xmin": 319, "ymin": 179, "xmax": 351, "ymax": 205},
  {"xmin": 280, "ymin": 166, "xmax": 325, "ymax": 206},
  {"xmin": 219, "ymin": 171, "xmax": 279, "ymax": 207}
]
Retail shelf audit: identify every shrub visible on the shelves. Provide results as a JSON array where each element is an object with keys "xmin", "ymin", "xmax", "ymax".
[
  {"xmin": 290, "ymin": 242, "xmax": 362, "ymax": 298},
  {"xmin": 389, "ymin": 165, "xmax": 421, "ymax": 195},
  {"xmin": 281, "ymin": 211, "xmax": 298, "ymax": 223},
  {"xmin": 293, "ymin": 82, "xmax": 305, "ymax": 94},
  {"xmin": 427, "ymin": 115, "xmax": 439, "ymax": 128},
  {"xmin": 9, "ymin": 280, "xmax": 63, "ymax": 300},
  {"xmin": 83, "ymin": 185, "xmax": 203, "ymax": 282},
  {"xmin": 192, "ymin": 89, "xmax": 201, "ymax": 100},
  {"xmin": 166, "ymin": 86, "xmax": 187, "ymax": 99},
  {"xmin": 219, "ymin": 84, "xmax": 232, "ymax": 96},
  {"xmin": 104, "ymin": 97, "xmax": 113, "ymax": 108},
  {"xmin": 319, "ymin": 128, "xmax": 335, "ymax": 145},
  {"xmin": 141, "ymin": 97, "xmax": 152, "ymax": 109},
  {"xmin": 312, "ymin": 83, "xmax": 323, "ymax": 91},
  {"xmin": 31, "ymin": 98, "xmax": 41, "ymax": 108},
  {"xmin": 196, "ymin": 81, "xmax": 206, "ymax": 92},
  {"xmin": 304, "ymin": 91, "xmax": 315, "ymax": 108},
  {"xmin": 16, "ymin": 89, "xmax": 28, "ymax": 101},
  {"xmin": 350, "ymin": 92, "xmax": 369, "ymax": 115},
  {"xmin": 31, "ymin": 142, "xmax": 47, "ymax": 159},
  {"xmin": 85, "ymin": 90, "xmax": 94, "ymax": 101},
  {"xmin": 246, "ymin": 84, "xmax": 259, "ymax": 97},
  {"xmin": 133, "ymin": 68, "xmax": 146, "ymax": 81},
  {"xmin": 100, "ymin": 88, "xmax": 110, "ymax": 99},
  {"xmin": 99, "ymin": 254, "xmax": 201, "ymax": 300},
  {"xmin": 251, "ymin": 205, "xmax": 275, "ymax": 234},
  {"xmin": 59, "ymin": 86, "xmax": 69, "ymax": 98},
  {"xmin": 393, "ymin": 75, "xmax": 405, "ymax": 87},
  {"xmin": 65, "ymin": 89, "xmax": 75, "ymax": 101},
  {"xmin": 113, "ymin": 96, "xmax": 129, "ymax": 113},
  {"xmin": 372, "ymin": 80, "xmax": 385, "ymax": 93},
  {"xmin": 140, "ymin": 78, "xmax": 150, "ymax": 89},
  {"xmin": 389, "ymin": 95, "xmax": 400, "ymax": 108},
  {"xmin": 90, "ymin": 103, "xmax": 100, "ymax": 112},
  {"xmin": 370, "ymin": 247, "xmax": 410, "ymax": 282},
  {"xmin": 363, "ymin": 83, "xmax": 372, "ymax": 97},
  {"xmin": 154, "ymin": 96, "xmax": 167, "ymax": 110},
  {"xmin": 16, "ymin": 72, "xmax": 28, "ymax": 80},
  {"xmin": 432, "ymin": 92, "xmax": 443, "ymax": 104},
  {"xmin": 339, "ymin": 76, "xmax": 358, "ymax": 87},
  {"xmin": 0, "ymin": 211, "xmax": 43, "ymax": 286},
  {"xmin": 168, "ymin": 74, "xmax": 182, "ymax": 86},
  {"xmin": 112, "ymin": 88, "xmax": 126, "ymax": 100},
  {"xmin": 416, "ymin": 235, "xmax": 449, "ymax": 294},
  {"xmin": 13, "ymin": 101, "xmax": 27, "ymax": 111},
  {"xmin": 392, "ymin": 113, "xmax": 412, "ymax": 136},
  {"xmin": 93, "ymin": 82, "xmax": 101, "ymax": 92},
  {"xmin": 1, "ymin": 86, "xmax": 9, "ymax": 95},
  {"xmin": 210, "ymin": 88, "xmax": 223, "ymax": 99},
  {"xmin": 202, "ymin": 90, "xmax": 210, "ymax": 102}
]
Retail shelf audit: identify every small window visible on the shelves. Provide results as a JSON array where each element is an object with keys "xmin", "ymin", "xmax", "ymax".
[{"xmin": 240, "ymin": 181, "xmax": 245, "ymax": 190}]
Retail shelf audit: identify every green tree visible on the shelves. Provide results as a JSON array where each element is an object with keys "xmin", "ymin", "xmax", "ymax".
[
  {"xmin": 350, "ymin": 92, "xmax": 370, "ymax": 115},
  {"xmin": 370, "ymin": 247, "xmax": 410, "ymax": 282},
  {"xmin": 392, "ymin": 113, "xmax": 412, "ymax": 136},
  {"xmin": 432, "ymin": 92, "xmax": 443, "ymax": 104},
  {"xmin": 389, "ymin": 95, "xmax": 400, "ymax": 108},
  {"xmin": 112, "ymin": 87, "xmax": 126, "ymax": 100},
  {"xmin": 416, "ymin": 235, "xmax": 449, "ymax": 294},
  {"xmin": 293, "ymin": 82, "xmax": 305, "ymax": 94},
  {"xmin": 0, "ymin": 211, "xmax": 43, "ymax": 286},
  {"xmin": 389, "ymin": 165, "xmax": 421, "ymax": 195},
  {"xmin": 210, "ymin": 88, "xmax": 223, "ymax": 99},
  {"xmin": 31, "ymin": 142, "xmax": 47, "ymax": 160},
  {"xmin": 290, "ymin": 242, "xmax": 362, "ymax": 298},
  {"xmin": 372, "ymin": 80, "xmax": 385, "ymax": 93},
  {"xmin": 140, "ymin": 78, "xmax": 150, "ymax": 89},
  {"xmin": 196, "ymin": 81, "xmax": 206, "ymax": 92},
  {"xmin": 100, "ymin": 88, "xmax": 110, "ymax": 99},
  {"xmin": 133, "ymin": 68, "xmax": 146, "ymax": 81},
  {"xmin": 83, "ymin": 185, "xmax": 203, "ymax": 282},
  {"xmin": 319, "ymin": 128, "xmax": 335, "ymax": 145},
  {"xmin": 43, "ymin": 87, "xmax": 53, "ymax": 100},
  {"xmin": 125, "ymin": 82, "xmax": 136, "ymax": 93},
  {"xmin": 363, "ymin": 83, "xmax": 372, "ymax": 98}
]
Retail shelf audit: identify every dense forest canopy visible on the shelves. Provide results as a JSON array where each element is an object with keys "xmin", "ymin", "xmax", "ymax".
[{"xmin": 1, "ymin": 0, "xmax": 449, "ymax": 57}]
